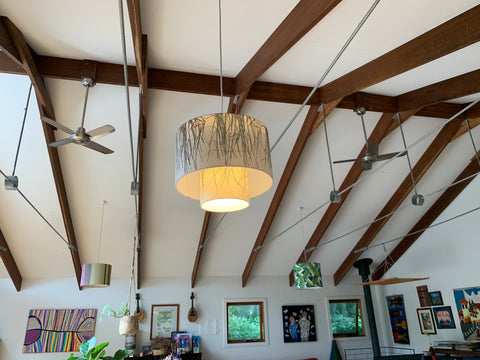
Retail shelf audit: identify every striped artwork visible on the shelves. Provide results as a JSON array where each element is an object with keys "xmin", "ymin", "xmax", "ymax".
[{"xmin": 22, "ymin": 308, "xmax": 97, "ymax": 353}]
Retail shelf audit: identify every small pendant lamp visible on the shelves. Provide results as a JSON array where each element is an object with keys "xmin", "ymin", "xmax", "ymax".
[
  {"xmin": 175, "ymin": 113, "xmax": 273, "ymax": 212},
  {"xmin": 293, "ymin": 207, "xmax": 323, "ymax": 289},
  {"xmin": 81, "ymin": 200, "xmax": 112, "ymax": 288}
]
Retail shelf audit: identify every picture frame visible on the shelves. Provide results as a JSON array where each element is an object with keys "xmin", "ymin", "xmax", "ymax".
[
  {"xmin": 429, "ymin": 291, "xmax": 443, "ymax": 306},
  {"xmin": 432, "ymin": 306, "xmax": 456, "ymax": 329},
  {"xmin": 453, "ymin": 286, "xmax": 480, "ymax": 340},
  {"xmin": 282, "ymin": 305, "xmax": 316, "ymax": 343},
  {"xmin": 150, "ymin": 304, "xmax": 179, "ymax": 339},
  {"xmin": 416, "ymin": 308, "xmax": 437, "ymax": 335}
]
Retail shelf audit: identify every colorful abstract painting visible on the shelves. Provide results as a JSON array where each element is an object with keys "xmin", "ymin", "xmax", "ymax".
[
  {"xmin": 23, "ymin": 308, "xmax": 96, "ymax": 353},
  {"xmin": 453, "ymin": 286, "xmax": 480, "ymax": 340},
  {"xmin": 386, "ymin": 295, "xmax": 410, "ymax": 344}
]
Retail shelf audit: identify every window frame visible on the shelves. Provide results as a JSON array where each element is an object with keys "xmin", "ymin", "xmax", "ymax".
[
  {"xmin": 325, "ymin": 296, "xmax": 368, "ymax": 341},
  {"xmin": 223, "ymin": 298, "xmax": 269, "ymax": 347}
]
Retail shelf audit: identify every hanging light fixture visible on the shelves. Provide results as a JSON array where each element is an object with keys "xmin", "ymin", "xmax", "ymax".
[
  {"xmin": 81, "ymin": 200, "xmax": 112, "ymax": 288},
  {"xmin": 293, "ymin": 207, "xmax": 323, "ymax": 289},
  {"xmin": 175, "ymin": 1, "xmax": 272, "ymax": 213}
]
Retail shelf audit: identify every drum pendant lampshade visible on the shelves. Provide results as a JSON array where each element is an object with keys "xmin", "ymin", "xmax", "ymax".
[
  {"xmin": 293, "ymin": 262, "xmax": 323, "ymax": 289},
  {"xmin": 176, "ymin": 113, "xmax": 273, "ymax": 212},
  {"xmin": 80, "ymin": 263, "xmax": 112, "ymax": 288}
]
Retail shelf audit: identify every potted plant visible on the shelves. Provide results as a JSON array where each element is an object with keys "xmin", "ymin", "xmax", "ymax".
[
  {"xmin": 101, "ymin": 302, "xmax": 139, "ymax": 336},
  {"xmin": 65, "ymin": 336, "xmax": 132, "ymax": 360}
]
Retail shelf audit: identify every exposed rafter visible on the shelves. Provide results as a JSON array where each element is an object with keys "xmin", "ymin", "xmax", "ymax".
[
  {"xmin": 318, "ymin": 4, "xmax": 480, "ymax": 104},
  {"xmin": 126, "ymin": 0, "xmax": 148, "ymax": 289},
  {"xmin": 286, "ymin": 111, "xmax": 403, "ymax": 286},
  {"xmin": 333, "ymin": 116, "xmax": 465, "ymax": 285},
  {"xmin": 1, "ymin": 16, "xmax": 82, "ymax": 289},
  {"xmin": 242, "ymin": 101, "xmax": 340, "ymax": 287},
  {"xmin": 0, "ymin": 53, "xmax": 476, "ymax": 120},
  {"xmin": 191, "ymin": 211, "xmax": 212, "ymax": 288},
  {"xmin": 371, "ymin": 150, "xmax": 480, "ymax": 281},
  {"xmin": 234, "ymin": 0, "xmax": 341, "ymax": 95}
]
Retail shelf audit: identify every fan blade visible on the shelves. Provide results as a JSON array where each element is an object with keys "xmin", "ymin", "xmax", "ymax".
[
  {"xmin": 87, "ymin": 125, "xmax": 115, "ymax": 140},
  {"xmin": 82, "ymin": 141, "xmax": 113, "ymax": 154},
  {"xmin": 376, "ymin": 151, "xmax": 407, "ymax": 161},
  {"xmin": 41, "ymin": 117, "xmax": 75, "ymax": 135},
  {"xmin": 333, "ymin": 158, "xmax": 363, "ymax": 164},
  {"xmin": 49, "ymin": 138, "xmax": 73, "ymax": 147}
]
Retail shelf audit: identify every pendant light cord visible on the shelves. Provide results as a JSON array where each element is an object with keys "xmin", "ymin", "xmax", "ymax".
[
  {"xmin": 396, "ymin": 112, "xmax": 419, "ymax": 196},
  {"xmin": 218, "ymin": 0, "xmax": 224, "ymax": 113},
  {"xmin": 270, "ymin": 0, "xmax": 381, "ymax": 152},
  {"xmin": 12, "ymin": 83, "xmax": 33, "ymax": 176},
  {"xmin": 97, "ymin": 200, "xmax": 107, "ymax": 263}
]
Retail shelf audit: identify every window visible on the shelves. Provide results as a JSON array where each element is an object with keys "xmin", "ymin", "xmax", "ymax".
[
  {"xmin": 224, "ymin": 298, "xmax": 268, "ymax": 346},
  {"xmin": 328, "ymin": 298, "xmax": 365, "ymax": 338}
]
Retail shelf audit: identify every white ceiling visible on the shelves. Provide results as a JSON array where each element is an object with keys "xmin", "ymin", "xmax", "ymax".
[{"xmin": 0, "ymin": 0, "xmax": 479, "ymax": 288}]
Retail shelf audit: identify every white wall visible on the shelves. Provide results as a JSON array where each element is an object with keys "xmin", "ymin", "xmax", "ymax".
[
  {"xmin": 0, "ymin": 274, "xmax": 373, "ymax": 360},
  {"xmin": 373, "ymin": 177, "xmax": 480, "ymax": 353}
]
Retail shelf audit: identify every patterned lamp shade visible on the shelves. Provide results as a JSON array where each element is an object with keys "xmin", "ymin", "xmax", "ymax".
[
  {"xmin": 175, "ymin": 113, "xmax": 273, "ymax": 213},
  {"xmin": 293, "ymin": 262, "xmax": 323, "ymax": 289},
  {"xmin": 80, "ymin": 263, "xmax": 112, "ymax": 288}
]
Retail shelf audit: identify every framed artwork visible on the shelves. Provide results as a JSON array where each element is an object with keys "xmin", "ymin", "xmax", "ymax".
[
  {"xmin": 416, "ymin": 285, "xmax": 431, "ymax": 307},
  {"xmin": 23, "ymin": 308, "xmax": 96, "ymax": 353},
  {"xmin": 416, "ymin": 308, "xmax": 436, "ymax": 335},
  {"xmin": 282, "ymin": 305, "xmax": 316, "ymax": 343},
  {"xmin": 429, "ymin": 291, "xmax": 443, "ymax": 306},
  {"xmin": 453, "ymin": 286, "xmax": 480, "ymax": 340},
  {"xmin": 433, "ymin": 306, "xmax": 456, "ymax": 329},
  {"xmin": 150, "ymin": 304, "xmax": 179, "ymax": 339},
  {"xmin": 386, "ymin": 295, "xmax": 410, "ymax": 344}
]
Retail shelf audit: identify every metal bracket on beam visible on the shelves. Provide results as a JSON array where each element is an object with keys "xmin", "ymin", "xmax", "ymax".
[
  {"xmin": 0, "ymin": 245, "xmax": 7, "ymax": 253},
  {"xmin": 131, "ymin": 181, "xmax": 139, "ymax": 195},
  {"xmin": 330, "ymin": 190, "xmax": 341, "ymax": 203},
  {"xmin": 4, "ymin": 175, "xmax": 18, "ymax": 190}
]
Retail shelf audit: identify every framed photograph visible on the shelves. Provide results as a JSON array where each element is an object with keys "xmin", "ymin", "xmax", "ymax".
[
  {"xmin": 429, "ymin": 291, "xmax": 443, "ymax": 306},
  {"xmin": 150, "ymin": 304, "xmax": 179, "ymax": 339},
  {"xmin": 416, "ymin": 308, "xmax": 436, "ymax": 335},
  {"xmin": 433, "ymin": 306, "xmax": 456, "ymax": 329},
  {"xmin": 282, "ymin": 305, "xmax": 316, "ymax": 343}
]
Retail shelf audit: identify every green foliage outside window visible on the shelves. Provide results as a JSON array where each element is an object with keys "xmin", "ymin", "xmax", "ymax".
[
  {"xmin": 227, "ymin": 303, "xmax": 264, "ymax": 342},
  {"xmin": 329, "ymin": 299, "xmax": 365, "ymax": 337}
]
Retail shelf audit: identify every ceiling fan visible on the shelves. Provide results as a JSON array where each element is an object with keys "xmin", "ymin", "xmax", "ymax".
[
  {"xmin": 41, "ymin": 77, "xmax": 115, "ymax": 154},
  {"xmin": 333, "ymin": 107, "xmax": 406, "ymax": 170}
]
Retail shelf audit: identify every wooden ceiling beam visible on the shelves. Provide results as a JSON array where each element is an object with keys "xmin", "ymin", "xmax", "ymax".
[
  {"xmin": 318, "ymin": 4, "xmax": 480, "ymax": 104},
  {"xmin": 0, "ymin": 17, "xmax": 22, "ymax": 67},
  {"xmin": 234, "ymin": 0, "xmax": 341, "ymax": 95},
  {"xmin": 242, "ymin": 101, "xmax": 341, "ymax": 287},
  {"xmin": 0, "ymin": 227, "xmax": 21, "ymax": 291},
  {"xmin": 126, "ymin": 1, "xmax": 148, "ymax": 289},
  {"xmin": 287, "ymin": 111, "xmax": 403, "ymax": 286},
  {"xmin": 333, "ymin": 116, "xmax": 465, "ymax": 285},
  {"xmin": 191, "ymin": 211, "xmax": 212, "ymax": 288},
  {"xmin": 0, "ymin": 53, "xmax": 475, "ymax": 120},
  {"xmin": 396, "ymin": 69, "xmax": 480, "ymax": 112},
  {"xmin": 2, "ymin": 17, "xmax": 82, "ymax": 288},
  {"xmin": 451, "ymin": 117, "xmax": 480, "ymax": 142},
  {"xmin": 371, "ymin": 151, "xmax": 480, "ymax": 281}
]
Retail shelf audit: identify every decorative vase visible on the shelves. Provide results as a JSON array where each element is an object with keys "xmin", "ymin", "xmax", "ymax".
[{"xmin": 119, "ymin": 315, "xmax": 139, "ymax": 335}]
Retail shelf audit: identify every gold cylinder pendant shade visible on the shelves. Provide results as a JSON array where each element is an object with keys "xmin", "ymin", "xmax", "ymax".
[{"xmin": 176, "ymin": 113, "xmax": 273, "ymax": 212}]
